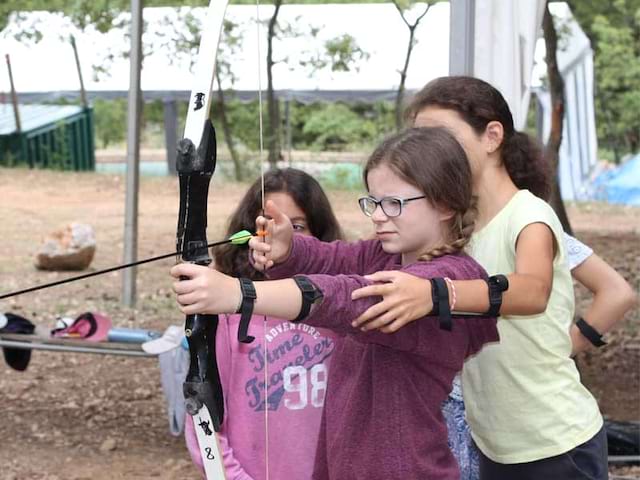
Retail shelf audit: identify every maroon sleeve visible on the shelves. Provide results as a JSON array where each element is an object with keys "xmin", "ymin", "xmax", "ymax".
[
  {"xmin": 301, "ymin": 255, "xmax": 498, "ymax": 358},
  {"xmin": 266, "ymin": 234, "xmax": 394, "ymax": 279}
]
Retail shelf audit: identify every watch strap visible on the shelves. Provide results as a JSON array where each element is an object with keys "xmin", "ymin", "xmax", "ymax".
[
  {"xmin": 431, "ymin": 278, "xmax": 452, "ymax": 331},
  {"xmin": 576, "ymin": 317, "xmax": 607, "ymax": 347},
  {"xmin": 237, "ymin": 277, "xmax": 257, "ymax": 344},
  {"xmin": 292, "ymin": 276, "xmax": 323, "ymax": 322},
  {"xmin": 486, "ymin": 274, "xmax": 509, "ymax": 317}
]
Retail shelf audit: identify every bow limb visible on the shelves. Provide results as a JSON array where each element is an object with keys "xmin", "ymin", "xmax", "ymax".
[{"xmin": 176, "ymin": 1, "xmax": 229, "ymax": 478}]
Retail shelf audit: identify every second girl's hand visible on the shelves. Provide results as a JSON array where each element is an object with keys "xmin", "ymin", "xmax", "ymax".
[{"xmin": 249, "ymin": 200, "xmax": 295, "ymax": 271}]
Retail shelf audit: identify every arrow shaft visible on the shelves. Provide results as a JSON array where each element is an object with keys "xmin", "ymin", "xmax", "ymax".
[{"xmin": 0, "ymin": 236, "xmax": 238, "ymax": 300}]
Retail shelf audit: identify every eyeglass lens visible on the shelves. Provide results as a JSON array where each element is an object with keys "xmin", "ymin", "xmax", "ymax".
[{"xmin": 359, "ymin": 197, "xmax": 403, "ymax": 217}]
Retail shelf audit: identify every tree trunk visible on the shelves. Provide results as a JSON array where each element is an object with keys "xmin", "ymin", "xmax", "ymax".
[
  {"xmin": 215, "ymin": 65, "xmax": 244, "ymax": 181},
  {"xmin": 395, "ymin": 26, "xmax": 416, "ymax": 131},
  {"xmin": 543, "ymin": 2, "xmax": 573, "ymax": 235},
  {"xmin": 266, "ymin": 0, "xmax": 283, "ymax": 169},
  {"xmin": 393, "ymin": 2, "xmax": 431, "ymax": 131}
]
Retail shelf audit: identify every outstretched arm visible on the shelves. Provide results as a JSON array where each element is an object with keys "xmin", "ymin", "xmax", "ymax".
[
  {"xmin": 352, "ymin": 223, "xmax": 555, "ymax": 332},
  {"xmin": 171, "ymin": 263, "xmax": 380, "ymax": 335},
  {"xmin": 570, "ymin": 253, "xmax": 637, "ymax": 355},
  {"xmin": 249, "ymin": 200, "xmax": 389, "ymax": 277},
  {"xmin": 170, "ymin": 262, "xmax": 491, "ymax": 355},
  {"xmin": 172, "ymin": 263, "xmax": 302, "ymax": 320}
]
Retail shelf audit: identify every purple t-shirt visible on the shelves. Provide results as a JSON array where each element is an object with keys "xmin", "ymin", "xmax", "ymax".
[{"xmin": 268, "ymin": 235, "xmax": 499, "ymax": 480}]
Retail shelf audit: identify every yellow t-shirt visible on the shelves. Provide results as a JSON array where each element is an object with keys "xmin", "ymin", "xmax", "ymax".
[{"xmin": 462, "ymin": 190, "xmax": 603, "ymax": 464}]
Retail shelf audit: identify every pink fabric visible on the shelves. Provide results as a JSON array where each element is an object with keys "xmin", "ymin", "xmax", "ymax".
[
  {"xmin": 185, "ymin": 313, "xmax": 336, "ymax": 480},
  {"xmin": 52, "ymin": 312, "xmax": 111, "ymax": 342}
]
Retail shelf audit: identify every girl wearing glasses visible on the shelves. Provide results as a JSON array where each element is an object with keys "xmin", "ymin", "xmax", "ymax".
[{"xmin": 171, "ymin": 126, "xmax": 499, "ymax": 479}]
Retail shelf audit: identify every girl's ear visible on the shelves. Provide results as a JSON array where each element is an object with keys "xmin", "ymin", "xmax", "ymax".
[
  {"xmin": 437, "ymin": 207, "xmax": 456, "ymax": 222},
  {"xmin": 484, "ymin": 121, "xmax": 504, "ymax": 154}
]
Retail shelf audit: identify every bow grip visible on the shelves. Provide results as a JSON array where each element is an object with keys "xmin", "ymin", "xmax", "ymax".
[{"xmin": 176, "ymin": 119, "xmax": 225, "ymax": 431}]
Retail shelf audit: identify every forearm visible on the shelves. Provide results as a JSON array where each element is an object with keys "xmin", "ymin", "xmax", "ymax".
[
  {"xmin": 253, "ymin": 275, "xmax": 376, "ymax": 335},
  {"xmin": 267, "ymin": 235, "xmax": 388, "ymax": 279},
  {"xmin": 252, "ymin": 279, "xmax": 303, "ymax": 320},
  {"xmin": 453, "ymin": 274, "xmax": 550, "ymax": 316},
  {"xmin": 582, "ymin": 287, "xmax": 637, "ymax": 334},
  {"xmin": 570, "ymin": 254, "xmax": 637, "ymax": 354},
  {"xmin": 254, "ymin": 274, "xmax": 421, "ymax": 349},
  {"xmin": 571, "ymin": 285, "xmax": 637, "ymax": 356}
]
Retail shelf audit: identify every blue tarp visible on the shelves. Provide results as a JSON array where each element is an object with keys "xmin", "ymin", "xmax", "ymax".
[{"xmin": 593, "ymin": 154, "xmax": 640, "ymax": 206}]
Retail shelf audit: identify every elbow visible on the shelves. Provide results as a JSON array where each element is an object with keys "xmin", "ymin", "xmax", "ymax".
[
  {"xmin": 529, "ymin": 282, "xmax": 552, "ymax": 315},
  {"xmin": 607, "ymin": 278, "xmax": 638, "ymax": 314},
  {"xmin": 621, "ymin": 284, "xmax": 638, "ymax": 313}
]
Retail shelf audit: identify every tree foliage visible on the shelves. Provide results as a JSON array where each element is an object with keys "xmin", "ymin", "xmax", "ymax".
[
  {"xmin": 567, "ymin": 0, "xmax": 640, "ymax": 160},
  {"xmin": 302, "ymin": 103, "xmax": 377, "ymax": 150}
]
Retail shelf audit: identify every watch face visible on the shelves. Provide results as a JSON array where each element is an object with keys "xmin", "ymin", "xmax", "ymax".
[{"xmin": 490, "ymin": 274, "xmax": 509, "ymax": 291}]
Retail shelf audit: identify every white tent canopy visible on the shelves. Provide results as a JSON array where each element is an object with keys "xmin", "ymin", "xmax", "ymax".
[
  {"xmin": 1, "ymin": 1, "xmax": 596, "ymax": 201},
  {"xmin": 473, "ymin": 0, "xmax": 546, "ymax": 130},
  {"xmin": 1, "ymin": 3, "xmax": 450, "ymax": 101}
]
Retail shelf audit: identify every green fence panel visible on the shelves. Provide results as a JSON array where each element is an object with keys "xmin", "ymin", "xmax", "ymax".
[{"xmin": 0, "ymin": 105, "xmax": 95, "ymax": 171}]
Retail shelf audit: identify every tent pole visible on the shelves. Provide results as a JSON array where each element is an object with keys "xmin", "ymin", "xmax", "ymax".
[
  {"xmin": 163, "ymin": 99, "xmax": 178, "ymax": 175},
  {"xmin": 449, "ymin": 0, "xmax": 475, "ymax": 76}
]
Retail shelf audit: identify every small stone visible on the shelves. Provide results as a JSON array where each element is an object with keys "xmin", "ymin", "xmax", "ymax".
[{"xmin": 99, "ymin": 438, "xmax": 117, "ymax": 452}]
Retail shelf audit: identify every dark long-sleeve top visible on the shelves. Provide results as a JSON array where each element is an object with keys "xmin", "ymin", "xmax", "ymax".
[{"xmin": 266, "ymin": 235, "xmax": 499, "ymax": 480}]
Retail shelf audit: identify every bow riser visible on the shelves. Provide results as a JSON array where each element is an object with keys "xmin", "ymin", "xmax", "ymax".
[{"xmin": 177, "ymin": 109, "xmax": 226, "ymax": 480}]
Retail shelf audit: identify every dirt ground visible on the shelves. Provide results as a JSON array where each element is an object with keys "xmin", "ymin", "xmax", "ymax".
[{"xmin": 0, "ymin": 167, "xmax": 638, "ymax": 479}]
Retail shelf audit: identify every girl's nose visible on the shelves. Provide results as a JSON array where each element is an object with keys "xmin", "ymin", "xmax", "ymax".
[{"xmin": 370, "ymin": 206, "xmax": 388, "ymax": 223}]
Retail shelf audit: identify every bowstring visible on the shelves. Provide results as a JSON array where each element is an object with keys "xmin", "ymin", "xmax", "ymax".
[{"xmin": 254, "ymin": 1, "xmax": 269, "ymax": 479}]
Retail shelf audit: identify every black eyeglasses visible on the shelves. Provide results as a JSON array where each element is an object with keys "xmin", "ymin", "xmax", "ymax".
[{"xmin": 358, "ymin": 195, "xmax": 427, "ymax": 218}]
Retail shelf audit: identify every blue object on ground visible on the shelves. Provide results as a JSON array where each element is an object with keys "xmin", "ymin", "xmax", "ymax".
[
  {"xmin": 593, "ymin": 154, "xmax": 640, "ymax": 206},
  {"xmin": 107, "ymin": 328, "xmax": 161, "ymax": 343}
]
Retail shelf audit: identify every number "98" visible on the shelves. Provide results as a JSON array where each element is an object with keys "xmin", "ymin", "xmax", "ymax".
[{"xmin": 283, "ymin": 364, "xmax": 327, "ymax": 410}]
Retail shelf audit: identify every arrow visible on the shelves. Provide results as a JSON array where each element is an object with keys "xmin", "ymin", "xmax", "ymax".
[{"xmin": 0, "ymin": 230, "xmax": 252, "ymax": 300}]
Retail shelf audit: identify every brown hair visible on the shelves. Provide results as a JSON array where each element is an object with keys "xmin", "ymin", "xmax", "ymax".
[
  {"xmin": 215, "ymin": 168, "xmax": 343, "ymax": 279},
  {"xmin": 364, "ymin": 127, "xmax": 476, "ymax": 261},
  {"xmin": 405, "ymin": 76, "xmax": 551, "ymax": 199}
]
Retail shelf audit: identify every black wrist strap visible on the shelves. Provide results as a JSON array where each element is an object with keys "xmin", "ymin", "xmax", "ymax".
[
  {"xmin": 430, "ymin": 278, "xmax": 452, "ymax": 331},
  {"xmin": 292, "ymin": 276, "xmax": 323, "ymax": 323},
  {"xmin": 236, "ymin": 278, "xmax": 256, "ymax": 344},
  {"xmin": 576, "ymin": 317, "xmax": 607, "ymax": 347},
  {"xmin": 485, "ymin": 274, "xmax": 509, "ymax": 317}
]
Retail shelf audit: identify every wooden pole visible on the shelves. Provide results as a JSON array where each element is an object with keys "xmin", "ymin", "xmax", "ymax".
[
  {"xmin": 5, "ymin": 54, "xmax": 21, "ymax": 133},
  {"xmin": 70, "ymin": 36, "xmax": 88, "ymax": 108}
]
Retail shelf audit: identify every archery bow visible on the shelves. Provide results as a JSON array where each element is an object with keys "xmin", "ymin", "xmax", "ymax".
[{"xmin": 175, "ymin": 0, "xmax": 230, "ymax": 478}]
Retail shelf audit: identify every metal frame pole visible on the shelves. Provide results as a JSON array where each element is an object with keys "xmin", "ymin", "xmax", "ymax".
[
  {"xmin": 449, "ymin": 0, "xmax": 476, "ymax": 76},
  {"xmin": 122, "ymin": 0, "xmax": 144, "ymax": 307}
]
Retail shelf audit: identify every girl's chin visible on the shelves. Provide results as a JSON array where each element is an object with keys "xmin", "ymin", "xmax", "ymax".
[{"xmin": 379, "ymin": 240, "xmax": 401, "ymax": 254}]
